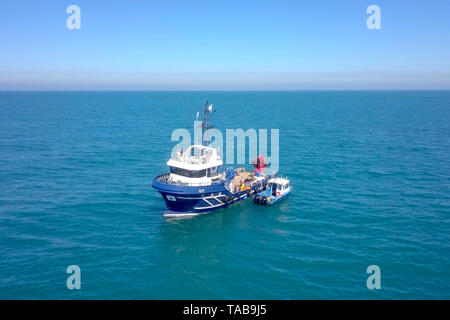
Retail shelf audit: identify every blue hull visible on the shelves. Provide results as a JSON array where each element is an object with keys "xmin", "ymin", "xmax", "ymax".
[
  {"xmin": 254, "ymin": 188, "xmax": 292, "ymax": 206},
  {"xmin": 266, "ymin": 189, "xmax": 291, "ymax": 205},
  {"xmin": 152, "ymin": 173, "xmax": 267, "ymax": 216}
]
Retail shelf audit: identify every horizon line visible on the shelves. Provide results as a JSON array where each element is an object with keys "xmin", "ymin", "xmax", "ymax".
[{"xmin": 1, "ymin": 89, "xmax": 450, "ymax": 92}]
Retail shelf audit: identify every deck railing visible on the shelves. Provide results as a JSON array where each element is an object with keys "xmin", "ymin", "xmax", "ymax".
[{"xmin": 154, "ymin": 172, "xmax": 225, "ymax": 187}]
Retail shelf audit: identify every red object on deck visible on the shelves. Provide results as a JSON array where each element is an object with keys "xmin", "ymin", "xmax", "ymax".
[{"xmin": 252, "ymin": 155, "xmax": 267, "ymax": 174}]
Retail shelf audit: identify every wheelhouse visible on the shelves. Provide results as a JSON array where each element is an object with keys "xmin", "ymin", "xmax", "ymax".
[{"xmin": 166, "ymin": 145, "xmax": 224, "ymax": 185}]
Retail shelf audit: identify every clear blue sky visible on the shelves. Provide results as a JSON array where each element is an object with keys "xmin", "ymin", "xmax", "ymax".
[{"xmin": 0, "ymin": 0, "xmax": 449, "ymax": 90}]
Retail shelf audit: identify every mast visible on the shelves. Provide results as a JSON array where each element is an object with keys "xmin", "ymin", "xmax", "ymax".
[{"xmin": 201, "ymin": 101, "xmax": 215, "ymax": 146}]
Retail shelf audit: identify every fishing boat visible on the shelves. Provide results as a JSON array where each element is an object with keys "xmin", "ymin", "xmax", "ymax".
[
  {"xmin": 152, "ymin": 102, "xmax": 269, "ymax": 217},
  {"xmin": 253, "ymin": 177, "xmax": 292, "ymax": 206}
]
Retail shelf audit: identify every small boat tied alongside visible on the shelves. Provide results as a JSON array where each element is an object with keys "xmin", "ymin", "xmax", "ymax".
[
  {"xmin": 151, "ymin": 101, "xmax": 291, "ymax": 217},
  {"xmin": 253, "ymin": 177, "xmax": 292, "ymax": 206}
]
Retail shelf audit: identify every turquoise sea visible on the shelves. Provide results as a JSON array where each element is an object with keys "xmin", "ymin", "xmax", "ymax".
[{"xmin": 0, "ymin": 91, "xmax": 449, "ymax": 299}]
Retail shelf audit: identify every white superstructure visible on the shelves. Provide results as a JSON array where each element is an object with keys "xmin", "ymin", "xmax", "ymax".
[{"xmin": 167, "ymin": 145, "xmax": 224, "ymax": 185}]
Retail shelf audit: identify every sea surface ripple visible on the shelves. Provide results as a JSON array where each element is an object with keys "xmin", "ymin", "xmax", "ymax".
[{"xmin": 0, "ymin": 91, "xmax": 449, "ymax": 299}]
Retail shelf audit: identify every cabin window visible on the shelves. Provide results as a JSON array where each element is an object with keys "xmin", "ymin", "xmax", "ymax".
[
  {"xmin": 207, "ymin": 166, "xmax": 218, "ymax": 177},
  {"xmin": 170, "ymin": 166, "xmax": 206, "ymax": 178}
]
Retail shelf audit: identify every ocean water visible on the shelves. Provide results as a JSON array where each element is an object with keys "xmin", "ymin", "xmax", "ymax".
[{"xmin": 0, "ymin": 91, "xmax": 449, "ymax": 299}]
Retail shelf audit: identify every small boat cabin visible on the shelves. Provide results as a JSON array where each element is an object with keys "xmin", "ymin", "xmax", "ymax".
[{"xmin": 266, "ymin": 177, "xmax": 291, "ymax": 197}]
